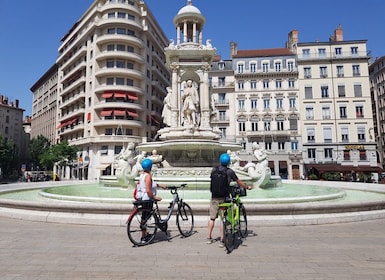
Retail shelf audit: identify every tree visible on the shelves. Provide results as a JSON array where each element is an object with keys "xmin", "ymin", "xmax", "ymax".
[
  {"xmin": 29, "ymin": 135, "xmax": 51, "ymax": 170},
  {"xmin": 40, "ymin": 141, "xmax": 78, "ymax": 170},
  {"xmin": 0, "ymin": 135, "xmax": 18, "ymax": 179}
]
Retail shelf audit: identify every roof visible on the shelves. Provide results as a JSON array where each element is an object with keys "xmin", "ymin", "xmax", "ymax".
[
  {"xmin": 177, "ymin": 1, "xmax": 201, "ymax": 15},
  {"xmin": 233, "ymin": 48, "xmax": 294, "ymax": 58}
]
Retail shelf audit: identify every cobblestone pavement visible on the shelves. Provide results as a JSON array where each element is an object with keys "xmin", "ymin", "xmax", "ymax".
[{"xmin": 1, "ymin": 216, "xmax": 385, "ymax": 279}]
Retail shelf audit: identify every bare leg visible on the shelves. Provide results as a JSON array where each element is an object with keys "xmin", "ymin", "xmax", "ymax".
[{"xmin": 207, "ymin": 219, "xmax": 215, "ymax": 239}]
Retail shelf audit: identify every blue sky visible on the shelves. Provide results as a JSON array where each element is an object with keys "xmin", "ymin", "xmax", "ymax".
[{"xmin": 1, "ymin": 0, "xmax": 384, "ymax": 117}]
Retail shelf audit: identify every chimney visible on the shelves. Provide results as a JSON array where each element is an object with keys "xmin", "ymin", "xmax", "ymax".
[
  {"xmin": 15, "ymin": 99, "xmax": 19, "ymax": 108},
  {"xmin": 286, "ymin": 30, "xmax": 298, "ymax": 51},
  {"xmin": 230, "ymin": 41, "xmax": 238, "ymax": 59},
  {"xmin": 330, "ymin": 25, "xmax": 343, "ymax": 42}
]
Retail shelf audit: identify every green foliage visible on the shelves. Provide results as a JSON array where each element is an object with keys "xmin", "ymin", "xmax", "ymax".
[
  {"xmin": 308, "ymin": 174, "xmax": 318, "ymax": 180},
  {"xmin": 40, "ymin": 141, "xmax": 78, "ymax": 170},
  {"xmin": 29, "ymin": 135, "xmax": 51, "ymax": 168},
  {"xmin": 0, "ymin": 135, "xmax": 18, "ymax": 178}
]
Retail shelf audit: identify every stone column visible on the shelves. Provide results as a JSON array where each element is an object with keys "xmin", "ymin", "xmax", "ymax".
[
  {"xmin": 199, "ymin": 63, "xmax": 211, "ymax": 129},
  {"xmin": 170, "ymin": 63, "xmax": 179, "ymax": 128},
  {"xmin": 183, "ymin": 22, "xmax": 187, "ymax": 43},
  {"xmin": 177, "ymin": 26, "xmax": 181, "ymax": 45},
  {"xmin": 193, "ymin": 22, "xmax": 197, "ymax": 43}
]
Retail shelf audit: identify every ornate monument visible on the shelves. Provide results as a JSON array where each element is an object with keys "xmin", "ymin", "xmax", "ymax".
[{"xmin": 111, "ymin": 1, "xmax": 272, "ymax": 188}]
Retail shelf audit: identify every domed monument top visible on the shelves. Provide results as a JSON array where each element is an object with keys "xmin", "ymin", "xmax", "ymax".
[
  {"xmin": 177, "ymin": 0, "xmax": 202, "ymax": 16},
  {"xmin": 174, "ymin": 0, "xmax": 205, "ymax": 26}
]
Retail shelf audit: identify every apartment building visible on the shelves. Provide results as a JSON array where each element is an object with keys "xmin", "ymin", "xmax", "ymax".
[
  {"xmin": 289, "ymin": 27, "xmax": 381, "ymax": 181},
  {"xmin": 369, "ymin": 56, "xmax": 385, "ymax": 169},
  {"xmin": 0, "ymin": 95, "xmax": 24, "ymax": 161},
  {"xmin": 53, "ymin": 0, "xmax": 170, "ymax": 180},
  {"xmin": 225, "ymin": 42, "xmax": 302, "ymax": 179},
  {"xmin": 30, "ymin": 64, "xmax": 58, "ymax": 144}
]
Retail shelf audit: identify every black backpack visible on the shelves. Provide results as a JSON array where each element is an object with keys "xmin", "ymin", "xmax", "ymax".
[{"xmin": 210, "ymin": 166, "xmax": 229, "ymax": 198}]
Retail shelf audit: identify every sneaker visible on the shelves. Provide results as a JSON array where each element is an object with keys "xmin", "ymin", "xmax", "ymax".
[
  {"xmin": 218, "ymin": 240, "xmax": 224, "ymax": 248},
  {"xmin": 206, "ymin": 238, "xmax": 214, "ymax": 244},
  {"xmin": 141, "ymin": 234, "xmax": 152, "ymax": 244}
]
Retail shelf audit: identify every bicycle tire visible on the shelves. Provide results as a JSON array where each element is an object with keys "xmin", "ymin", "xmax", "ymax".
[
  {"xmin": 239, "ymin": 204, "xmax": 248, "ymax": 238},
  {"xmin": 176, "ymin": 202, "xmax": 194, "ymax": 237},
  {"xmin": 223, "ymin": 220, "xmax": 235, "ymax": 253},
  {"xmin": 127, "ymin": 208, "xmax": 157, "ymax": 246}
]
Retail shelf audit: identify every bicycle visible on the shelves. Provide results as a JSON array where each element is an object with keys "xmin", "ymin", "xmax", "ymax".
[
  {"xmin": 126, "ymin": 183, "xmax": 194, "ymax": 246},
  {"xmin": 218, "ymin": 184, "xmax": 248, "ymax": 253}
]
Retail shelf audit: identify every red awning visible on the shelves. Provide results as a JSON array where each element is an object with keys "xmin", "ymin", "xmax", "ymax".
[
  {"xmin": 306, "ymin": 164, "xmax": 383, "ymax": 173},
  {"xmin": 128, "ymin": 110, "xmax": 138, "ymax": 118},
  {"xmin": 102, "ymin": 92, "xmax": 114, "ymax": 98},
  {"xmin": 114, "ymin": 92, "xmax": 127, "ymax": 98},
  {"xmin": 114, "ymin": 110, "xmax": 126, "ymax": 116},
  {"xmin": 101, "ymin": 110, "xmax": 112, "ymax": 117},
  {"xmin": 127, "ymin": 92, "xmax": 138, "ymax": 101}
]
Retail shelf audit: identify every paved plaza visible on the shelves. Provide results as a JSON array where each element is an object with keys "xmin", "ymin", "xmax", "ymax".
[{"xmin": 1, "ymin": 216, "xmax": 385, "ymax": 279}]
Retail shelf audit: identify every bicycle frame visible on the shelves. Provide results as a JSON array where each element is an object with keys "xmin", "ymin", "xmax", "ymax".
[{"xmin": 218, "ymin": 193, "xmax": 241, "ymax": 231}]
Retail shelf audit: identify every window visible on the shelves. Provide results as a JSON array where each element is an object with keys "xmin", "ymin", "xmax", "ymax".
[
  {"xmin": 238, "ymin": 122, "xmax": 246, "ymax": 132},
  {"xmin": 337, "ymin": 65, "xmax": 344, "ymax": 77},
  {"xmin": 302, "ymin": 49, "xmax": 310, "ymax": 58},
  {"xmin": 335, "ymin": 48, "xmax": 342, "ymax": 56},
  {"xmin": 305, "ymin": 86, "xmax": 313, "ymax": 99},
  {"xmin": 353, "ymin": 65, "xmax": 360, "ymax": 76},
  {"xmin": 306, "ymin": 107, "xmax": 314, "ymax": 120},
  {"xmin": 289, "ymin": 117, "xmax": 297, "ymax": 130},
  {"xmin": 218, "ymin": 93, "xmax": 226, "ymax": 104},
  {"xmin": 338, "ymin": 85, "xmax": 346, "ymax": 97},
  {"xmin": 275, "ymin": 62, "xmax": 281, "ymax": 72},
  {"xmin": 288, "ymin": 61, "xmax": 294, "ymax": 72},
  {"xmin": 219, "ymin": 127, "xmax": 226, "ymax": 139},
  {"xmin": 344, "ymin": 150, "xmax": 350, "ymax": 160},
  {"xmin": 218, "ymin": 111, "xmax": 226, "ymax": 121},
  {"xmin": 100, "ymin": 145, "xmax": 108, "ymax": 156},
  {"xmin": 264, "ymin": 121, "xmax": 271, "ymax": 131},
  {"xmin": 278, "ymin": 141, "xmax": 285, "ymax": 150},
  {"xmin": 238, "ymin": 81, "xmax": 244, "ymax": 89},
  {"xmin": 218, "ymin": 77, "xmax": 226, "ymax": 86},
  {"xmin": 238, "ymin": 99, "xmax": 245, "ymax": 110},
  {"xmin": 117, "ymin": 28, "xmax": 126, "ymax": 34},
  {"xmin": 262, "ymin": 63, "xmax": 268, "ymax": 73},
  {"xmin": 116, "ymin": 77, "xmax": 125, "ymax": 85},
  {"xmin": 318, "ymin": 48, "xmax": 326, "ymax": 57},
  {"xmin": 263, "ymin": 99, "xmax": 270, "ymax": 109},
  {"xmin": 289, "ymin": 98, "xmax": 296, "ymax": 108},
  {"xmin": 351, "ymin": 47, "xmax": 358, "ymax": 55},
  {"xmin": 304, "ymin": 67, "xmax": 311, "ymax": 78},
  {"xmin": 108, "ymin": 12, "xmax": 115, "ymax": 18},
  {"xmin": 251, "ymin": 99, "xmax": 257, "ymax": 109},
  {"xmin": 307, "ymin": 128, "xmax": 315, "ymax": 142},
  {"xmin": 324, "ymin": 148, "xmax": 333, "ymax": 159},
  {"xmin": 114, "ymin": 145, "xmax": 123, "ymax": 155},
  {"xmin": 291, "ymin": 141, "xmax": 298, "ymax": 151},
  {"xmin": 359, "ymin": 150, "xmax": 366, "ymax": 160},
  {"xmin": 323, "ymin": 127, "xmax": 332, "ymax": 143},
  {"xmin": 357, "ymin": 127, "xmax": 365, "ymax": 141},
  {"xmin": 237, "ymin": 64, "xmax": 244, "ymax": 73},
  {"xmin": 341, "ymin": 127, "xmax": 349, "ymax": 142},
  {"xmin": 251, "ymin": 121, "xmax": 258, "ymax": 131},
  {"xmin": 265, "ymin": 142, "xmax": 272, "ymax": 150},
  {"xmin": 250, "ymin": 80, "xmax": 257, "ymax": 89},
  {"xmin": 277, "ymin": 120, "xmax": 284, "ymax": 131},
  {"xmin": 276, "ymin": 99, "xmax": 283, "ymax": 109},
  {"xmin": 321, "ymin": 86, "xmax": 329, "ymax": 98},
  {"xmin": 320, "ymin": 66, "xmax": 327, "ymax": 77},
  {"xmin": 308, "ymin": 148, "xmax": 316, "ymax": 159},
  {"xmin": 106, "ymin": 77, "xmax": 114, "ymax": 85},
  {"xmin": 118, "ymin": 12, "xmax": 126, "ymax": 18},
  {"xmin": 276, "ymin": 79, "xmax": 282, "ymax": 88},
  {"xmin": 339, "ymin": 106, "xmax": 347, "ymax": 118},
  {"xmin": 322, "ymin": 106, "xmax": 331, "ymax": 119},
  {"xmin": 250, "ymin": 63, "xmax": 256, "ymax": 73},
  {"xmin": 288, "ymin": 79, "xmax": 295, "ymax": 88},
  {"xmin": 263, "ymin": 79, "xmax": 269, "ymax": 89},
  {"xmin": 354, "ymin": 84, "xmax": 362, "ymax": 97},
  {"xmin": 356, "ymin": 105, "xmax": 364, "ymax": 118}
]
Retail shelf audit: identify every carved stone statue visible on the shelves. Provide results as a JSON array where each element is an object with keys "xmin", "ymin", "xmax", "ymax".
[
  {"xmin": 162, "ymin": 87, "xmax": 172, "ymax": 127},
  {"xmin": 182, "ymin": 80, "xmax": 199, "ymax": 126}
]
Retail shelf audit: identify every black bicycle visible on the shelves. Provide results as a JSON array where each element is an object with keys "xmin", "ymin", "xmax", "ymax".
[{"xmin": 126, "ymin": 183, "xmax": 194, "ymax": 246}]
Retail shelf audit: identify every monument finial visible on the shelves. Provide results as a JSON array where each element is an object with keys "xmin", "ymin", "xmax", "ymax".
[{"xmin": 187, "ymin": 0, "xmax": 192, "ymax": 5}]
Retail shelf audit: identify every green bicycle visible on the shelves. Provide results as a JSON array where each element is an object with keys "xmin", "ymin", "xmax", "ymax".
[{"xmin": 218, "ymin": 184, "xmax": 248, "ymax": 253}]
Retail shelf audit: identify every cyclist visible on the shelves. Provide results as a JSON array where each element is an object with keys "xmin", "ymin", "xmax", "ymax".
[
  {"xmin": 207, "ymin": 153, "xmax": 252, "ymax": 247},
  {"xmin": 139, "ymin": 158, "xmax": 166, "ymax": 243}
]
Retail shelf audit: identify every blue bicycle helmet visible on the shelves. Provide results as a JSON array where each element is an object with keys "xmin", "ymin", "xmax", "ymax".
[
  {"xmin": 141, "ymin": 158, "xmax": 153, "ymax": 171},
  {"xmin": 219, "ymin": 153, "xmax": 230, "ymax": 167}
]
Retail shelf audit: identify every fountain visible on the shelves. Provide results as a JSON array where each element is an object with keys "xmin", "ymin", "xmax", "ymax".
[{"xmin": 102, "ymin": 0, "xmax": 272, "ymax": 189}]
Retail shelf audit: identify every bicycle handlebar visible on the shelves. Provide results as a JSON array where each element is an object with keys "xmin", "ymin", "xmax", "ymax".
[{"xmin": 166, "ymin": 183, "xmax": 187, "ymax": 190}]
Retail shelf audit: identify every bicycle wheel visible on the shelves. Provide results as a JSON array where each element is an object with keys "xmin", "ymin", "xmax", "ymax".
[
  {"xmin": 223, "ymin": 219, "xmax": 235, "ymax": 253},
  {"xmin": 239, "ymin": 204, "xmax": 248, "ymax": 238},
  {"xmin": 176, "ymin": 202, "xmax": 194, "ymax": 237},
  {"xmin": 127, "ymin": 208, "xmax": 157, "ymax": 246}
]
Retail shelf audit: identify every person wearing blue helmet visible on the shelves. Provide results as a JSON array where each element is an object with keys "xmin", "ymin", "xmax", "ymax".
[
  {"xmin": 207, "ymin": 153, "xmax": 251, "ymax": 247},
  {"xmin": 138, "ymin": 158, "xmax": 165, "ymax": 202}
]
